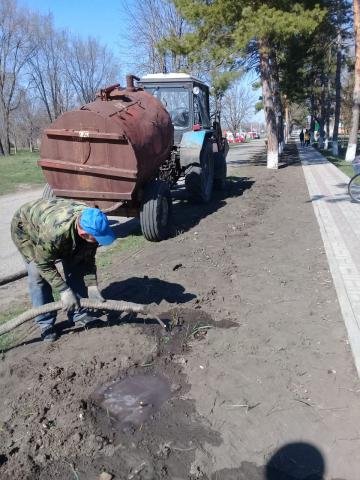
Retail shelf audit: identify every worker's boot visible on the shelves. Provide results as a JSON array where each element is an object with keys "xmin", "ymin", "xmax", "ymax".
[
  {"xmin": 71, "ymin": 311, "xmax": 100, "ymax": 328},
  {"xmin": 40, "ymin": 326, "xmax": 58, "ymax": 342}
]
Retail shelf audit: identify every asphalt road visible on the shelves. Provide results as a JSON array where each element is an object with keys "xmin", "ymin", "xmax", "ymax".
[
  {"xmin": 0, "ymin": 139, "xmax": 266, "ymax": 283},
  {"xmin": 0, "ymin": 186, "xmax": 43, "ymax": 281},
  {"xmin": 0, "ymin": 186, "xmax": 139, "ymax": 284},
  {"xmin": 227, "ymin": 138, "xmax": 266, "ymax": 166}
]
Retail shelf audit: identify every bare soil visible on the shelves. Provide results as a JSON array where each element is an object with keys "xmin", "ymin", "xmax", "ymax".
[{"xmin": 0, "ymin": 143, "xmax": 359, "ymax": 480}]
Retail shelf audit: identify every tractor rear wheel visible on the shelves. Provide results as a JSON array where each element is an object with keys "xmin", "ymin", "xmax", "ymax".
[
  {"xmin": 185, "ymin": 140, "xmax": 214, "ymax": 203},
  {"xmin": 213, "ymin": 152, "xmax": 227, "ymax": 190},
  {"xmin": 140, "ymin": 180, "xmax": 172, "ymax": 242}
]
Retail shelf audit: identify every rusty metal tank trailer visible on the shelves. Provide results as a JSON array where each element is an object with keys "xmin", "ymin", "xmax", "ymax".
[{"xmin": 39, "ymin": 75, "xmax": 174, "ymax": 242}]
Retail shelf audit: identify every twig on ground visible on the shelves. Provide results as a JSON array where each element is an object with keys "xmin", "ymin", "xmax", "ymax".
[
  {"xmin": 294, "ymin": 398, "xmax": 313, "ymax": 407},
  {"xmin": 128, "ymin": 462, "xmax": 146, "ymax": 479},
  {"xmin": 151, "ymin": 315, "xmax": 167, "ymax": 329},
  {"xmin": 225, "ymin": 402, "xmax": 260, "ymax": 412},
  {"xmin": 66, "ymin": 462, "xmax": 80, "ymax": 480}
]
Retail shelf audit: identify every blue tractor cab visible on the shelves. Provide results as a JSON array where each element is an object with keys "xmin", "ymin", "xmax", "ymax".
[{"xmin": 139, "ymin": 73, "xmax": 228, "ymax": 202}]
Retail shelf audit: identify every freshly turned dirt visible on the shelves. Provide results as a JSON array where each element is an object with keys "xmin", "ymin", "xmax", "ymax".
[{"xmin": 0, "ymin": 142, "xmax": 359, "ymax": 479}]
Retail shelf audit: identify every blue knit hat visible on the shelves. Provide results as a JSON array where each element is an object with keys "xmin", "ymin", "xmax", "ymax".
[{"xmin": 79, "ymin": 208, "xmax": 115, "ymax": 246}]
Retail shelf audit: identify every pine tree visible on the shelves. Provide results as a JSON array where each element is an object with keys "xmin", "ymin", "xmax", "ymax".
[{"xmin": 165, "ymin": 1, "xmax": 326, "ymax": 169}]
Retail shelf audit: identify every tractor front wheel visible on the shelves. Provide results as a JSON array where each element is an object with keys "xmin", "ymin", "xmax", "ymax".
[{"xmin": 140, "ymin": 180, "xmax": 172, "ymax": 241}]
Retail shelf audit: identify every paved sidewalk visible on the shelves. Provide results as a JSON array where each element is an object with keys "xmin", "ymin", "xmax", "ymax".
[{"xmin": 299, "ymin": 142, "xmax": 360, "ymax": 377}]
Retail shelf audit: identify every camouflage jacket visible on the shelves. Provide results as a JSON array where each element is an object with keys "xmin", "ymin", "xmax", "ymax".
[{"xmin": 11, "ymin": 198, "xmax": 98, "ymax": 292}]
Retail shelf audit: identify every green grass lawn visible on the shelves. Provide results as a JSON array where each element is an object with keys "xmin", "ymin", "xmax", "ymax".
[
  {"xmin": 0, "ymin": 150, "xmax": 45, "ymax": 195},
  {"xmin": 97, "ymin": 229, "xmax": 146, "ymax": 270},
  {"xmin": 318, "ymin": 150, "xmax": 355, "ymax": 178},
  {"xmin": 0, "ymin": 306, "xmax": 27, "ymax": 351}
]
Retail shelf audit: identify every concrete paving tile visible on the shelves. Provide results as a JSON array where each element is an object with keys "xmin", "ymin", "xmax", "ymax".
[{"xmin": 299, "ymin": 142, "xmax": 360, "ymax": 376}]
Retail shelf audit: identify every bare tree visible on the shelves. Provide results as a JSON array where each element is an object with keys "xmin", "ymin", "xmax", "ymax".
[
  {"xmin": 222, "ymin": 81, "xmax": 256, "ymax": 136},
  {"xmin": 65, "ymin": 36, "xmax": 118, "ymax": 104},
  {"xmin": 345, "ymin": 0, "xmax": 360, "ymax": 161},
  {"xmin": 27, "ymin": 14, "xmax": 72, "ymax": 123},
  {"xmin": 0, "ymin": 0, "xmax": 36, "ymax": 155},
  {"xmin": 120, "ymin": 0, "xmax": 188, "ymax": 74},
  {"xmin": 11, "ymin": 90, "xmax": 48, "ymax": 151}
]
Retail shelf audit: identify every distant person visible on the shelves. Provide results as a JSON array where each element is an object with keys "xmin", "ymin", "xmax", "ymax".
[
  {"xmin": 299, "ymin": 129, "xmax": 304, "ymax": 147},
  {"xmin": 304, "ymin": 129, "xmax": 310, "ymax": 147}
]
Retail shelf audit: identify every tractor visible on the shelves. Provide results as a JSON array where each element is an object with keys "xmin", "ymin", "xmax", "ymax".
[{"xmin": 139, "ymin": 73, "xmax": 229, "ymax": 203}]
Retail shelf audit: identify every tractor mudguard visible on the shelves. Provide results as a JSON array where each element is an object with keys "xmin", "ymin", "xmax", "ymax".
[{"xmin": 179, "ymin": 130, "xmax": 212, "ymax": 168}]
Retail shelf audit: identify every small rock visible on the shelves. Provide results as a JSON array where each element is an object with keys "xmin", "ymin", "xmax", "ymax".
[
  {"xmin": 34, "ymin": 453, "xmax": 47, "ymax": 465},
  {"xmin": 99, "ymin": 472, "xmax": 113, "ymax": 480},
  {"xmin": 158, "ymin": 443, "xmax": 171, "ymax": 458},
  {"xmin": 172, "ymin": 263, "xmax": 183, "ymax": 271},
  {"xmin": 72, "ymin": 432, "xmax": 81, "ymax": 443},
  {"xmin": 171, "ymin": 383, "xmax": 181, "ymax": 393}
]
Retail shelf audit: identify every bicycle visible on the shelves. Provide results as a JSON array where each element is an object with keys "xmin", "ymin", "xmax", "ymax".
[{"xmin": 348, "ymin": 160, "xmax": 360, "ymax": 202}]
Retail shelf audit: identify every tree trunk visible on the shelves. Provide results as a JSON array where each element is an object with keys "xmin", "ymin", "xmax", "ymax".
[
  {"xmin": 284, "ymin": 100, "xmax": 290, "ymax": 143},
  {"xmin": 0, "ymin": 112, "xmax": 11, "ymax": 155},
  {"xmin": 346, "ymin": 0, "xmax": 360, "ymax": 162},
  {"xmin": 310, "ymin": 97, "xmax": 316, "ymax": 144},
  {"xmin": 0, "ymin": 139, "xmax": 4, "ymax": 156},
  {"xmin": 318, "ymin": 78, "xmax": 327, "ymax": 150},
  {"xmin": 259, "ymin": 38, "xmax": 278, "ymax": 169},
  {"xmin": 270, "ymin": 49, "xmax": 284, "ymax": 152},
  {"xmin": 2, "ymin": 112, "xmax": 12, "ymax": 155},
  {"xmin": 332, "ymin": 32, "xmax": 342, "ymax": 156}
]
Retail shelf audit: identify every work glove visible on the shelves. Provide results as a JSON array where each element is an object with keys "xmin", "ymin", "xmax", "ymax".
[
  {"xmin": 60, "ymin": 288, "xmax": 80, "ymax": 312},
  {"xmin": 88, "ymin": 285, "xmax": 105, "ymax": 303}
]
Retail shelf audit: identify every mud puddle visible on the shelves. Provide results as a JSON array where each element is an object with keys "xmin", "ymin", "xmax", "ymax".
[{"xmin": 92, "ymin": 374, "xmax": 171, "ymax": 429}]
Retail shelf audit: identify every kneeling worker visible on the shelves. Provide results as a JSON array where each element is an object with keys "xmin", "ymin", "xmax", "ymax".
[{"xmin": 11, "ymin": 198, "xmax": 116, "ymax": 342}]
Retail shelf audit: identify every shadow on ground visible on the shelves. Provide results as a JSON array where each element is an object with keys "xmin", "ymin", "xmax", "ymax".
[
  {"xmin": 108, "ymin": 217, "xmax": 140, "ymax": 238},
  {"xmin": 103, "ymin": 276, "xmax": 196, "ymax": 306},
  {"xmin": 108, "ymin": 176, "xmax": 255, "ymax": 239},
  {"xmin": 306, "ymin": 193, "xmax": 350, "ymax": 204},
  {"xmin": 248, "ymin": 143, "xmax": 301, "ymax": 168},
  {"xmin": 171, "ymin": 176, "xmax": 254, "ymax": 235},
  {"xmin": 212, "ymin": 441, "xmax": 345, "ymax": 480}
]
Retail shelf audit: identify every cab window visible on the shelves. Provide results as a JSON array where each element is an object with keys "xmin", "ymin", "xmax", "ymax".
[{"xmin": 145, "ymin": 86, "xmax": 190, "ymax": 129}]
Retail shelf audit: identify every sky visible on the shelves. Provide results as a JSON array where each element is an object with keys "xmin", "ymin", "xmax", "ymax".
[
  {"xmin": 22, "ymin": 0, "xmax": 128, "ymax": 49},
  {"xmin": 21, "ymin": 0, "xmax": 264, "ymax": 123}
]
